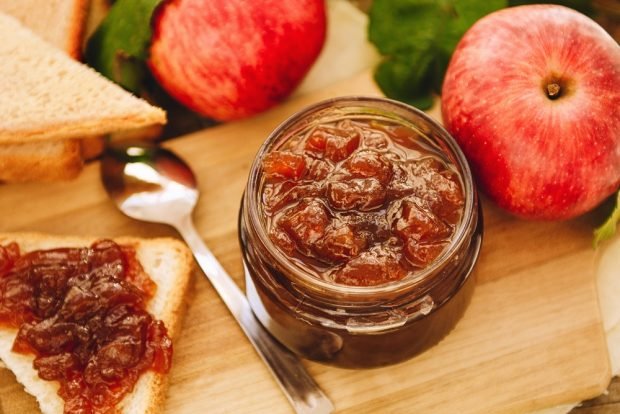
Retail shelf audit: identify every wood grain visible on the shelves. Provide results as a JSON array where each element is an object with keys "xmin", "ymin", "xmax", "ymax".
[
  {"xmin": 573, "ymin": 377, "xmax": 620, "ymax": 413},
  {"xmin": 0, "ymin": 70, "xmax": 611, "ymax": 413}
]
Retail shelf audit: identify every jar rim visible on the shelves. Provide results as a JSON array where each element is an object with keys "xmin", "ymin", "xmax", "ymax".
[{"xmin": 245, "ymin": 96, "xmax": 477, "ymax": 299}]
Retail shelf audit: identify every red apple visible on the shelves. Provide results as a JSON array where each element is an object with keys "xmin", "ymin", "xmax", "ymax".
[
  {"xmin": 148, "ymin": 0, "xmax": 326, "ymax": 121},
  {"xmin": 441, "ymin": 5, "xmax": 620, "ymax": 220}
]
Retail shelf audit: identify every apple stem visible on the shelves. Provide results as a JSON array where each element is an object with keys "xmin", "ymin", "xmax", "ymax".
[{"xmin": 546, "ymin": 83, "xmax": 561, "ymax": 100}]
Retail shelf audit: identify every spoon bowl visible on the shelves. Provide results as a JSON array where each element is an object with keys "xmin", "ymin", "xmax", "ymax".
[
  {"xmin": 101, "ymin": 142, "xmax": 333, "ymax": 414},
  {"xmin": 102, "ymin": 144, "xmax": 198, "ymax": 224}
]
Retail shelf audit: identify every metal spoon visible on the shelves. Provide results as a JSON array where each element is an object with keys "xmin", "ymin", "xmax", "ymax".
[{"xmin": 101, "ymin": 142, "xmax": 333, "ymax": 414}]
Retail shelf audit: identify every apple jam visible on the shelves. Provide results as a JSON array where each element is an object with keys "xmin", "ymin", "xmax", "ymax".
[
  {"xmin": 0, "ymin": 240, "xmax": 172, "ymax": 414},
  {"xmin": 239, "ymin": 97, "xmax": 482, "ymax": 367},
  {"xmin": 262, "ymin": 119, "xmax": 464, "ymax": 285}
]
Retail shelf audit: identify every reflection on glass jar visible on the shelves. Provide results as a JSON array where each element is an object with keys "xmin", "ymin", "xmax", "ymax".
[{"xmin": 239, "ymin": 96, "xmax": 483, "ymax": 368}]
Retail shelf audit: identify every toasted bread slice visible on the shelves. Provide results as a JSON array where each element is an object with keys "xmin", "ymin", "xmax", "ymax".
[
  {"xmin": 0, "ymin": 233, "xmax": 193, "ymax": 414},
  {"xmin": 0, "ymin": 0, "xmax": 89, "ymax": 60},
  {"xmin": 0, "ymin": 0, "xmax": 94, "ymax": 179},
  {"xmin": 0, "ymin": 140, "xmax": 83, "ymax": 182},
  {"xmin": 79, "ymin": 136, "xmax": 106, "ymax": 161},
  {"xmin": 0, "ymin": 0, "xmax": 109, "ymax": 162},
  {"xmin": 0, "ymin": 12, "xmax": 166, "ymax": 145}
]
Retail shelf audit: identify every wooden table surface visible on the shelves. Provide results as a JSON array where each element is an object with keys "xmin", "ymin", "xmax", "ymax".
[
  {"xmin": 355, "ymin": 1, "xmax": 620, "ymax": 411},
  {"xmin": 573, "ymin": 381, "xmax": 620, "ymax": 413},
  {"xmin": 0, "ymin": 70, "xmax": 615, "ymax": 413}
]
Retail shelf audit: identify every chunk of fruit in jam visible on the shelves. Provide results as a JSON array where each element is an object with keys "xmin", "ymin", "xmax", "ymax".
[
  {"xmin": 263, "ymin": 181, "xmax": 324, "ymax": 213},
  {"xmin": 0, "ymin": 242, "xmax": 19, "ymax": 273},
  {"xmin": 427, "ymin": 170, "xmax": 464, "ymax": 221},
  {"xmin": 381, "ymin": 124, "xmax": 429, "ymax": 153},
  {"xmin": 0, "ymin": 241, "xmax": 171, "ymax": 414},
  {"xmin": 276, "ymin": 199, "xmax": 330, "ymax": 255},
  {"xmin": 390, "ymin": 197, "xmax": 451, "ymax": 243},
  {"xmin": 326, "ymin": 133, "xmax": 360, "ymax": 162},
  {"xmin": 387, "ymin": 163, "xmax": 422, "ymax": 199},
  {"xmin": 404, "ymin": 239, "xmax": 449, "ymax": 267},
  {"xmin": 334, "ymin": 246, "xmax": 407, "ymax": 286},
  {"xmin": 306, "ymin": 126, "xmax": 360, "ymax": 162},
  {"xmin": 328, "ymin": 178, "xmax": 386, "ymax": 211},
  {"xmin": 410, "ymin": 157, "xmax": 446, "ymax": 176},
  {"xmin": 316, "ymin": 221, "xmax": 367, "ymax": 263},
  {"xmin": 341, "ymin": 213, "xmax": 391, "ymax": 243},
  {"xmin": 306, "ymin": 158, "xmax": 333, "ymax": 181},
  {"xmin": 392, "ymin": 158, "xmax": 464, "ymax": 223},
  {"xmin": 305, "ymin": 130, "xmax": 327, "ymax": 153},
  {"xmin": 263, "ymin": 151, "xmax": 306, "ymax": 181},
  {"xmin": 262, "ymin": 118, "xmax": 464, "ymax": 286},
  {"xmin": 343, "ymin": 150, "xmax": 392, "ymax": 184},
  {"xmin": 363, "ymin": 131, "xmax": 389, "ymax": 149}
]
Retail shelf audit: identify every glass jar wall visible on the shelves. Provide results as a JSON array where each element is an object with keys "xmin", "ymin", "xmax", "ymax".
[{"xmin": 239, "ymin": 97, "xmax": 482, "ymax": 368}]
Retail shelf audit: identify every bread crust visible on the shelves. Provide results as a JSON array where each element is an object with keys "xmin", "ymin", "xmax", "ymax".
[
  {"xmin": 79, "ymin": 136, "xmax": 105, "ymax": 160},
  {"xmin": 0, "ymin": 0, "xmax": 90, "ymax": 59},
  {"xmin": 0, "ymin": 112, "xmax": 167, "ymax": 145},
  {"xmin": 0, "ymin": 140, "xmax": 83, "ymax": 182},
  {"xmin": 0, "ymin": 1, "xmax": 95, "ymax": 179},
  {"xmin": 0, "ymin": 233, "xmax": 194, "ymax": 414},
  {"xmin": 65, "ymin": 0, "xmax": 89, "ymax": 60},
  {"xmin": 0, "ymin": 11, "xmax": 166, "ymax": 182}
]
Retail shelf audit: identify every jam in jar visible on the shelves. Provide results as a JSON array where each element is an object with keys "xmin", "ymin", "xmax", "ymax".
[
  {"xmin": 239, "ymin": 97, "xmax": 482, "ymax": 368},
  {"xmin": 0, "ymin": 239, "xmax": 172, "ymax": 414}
]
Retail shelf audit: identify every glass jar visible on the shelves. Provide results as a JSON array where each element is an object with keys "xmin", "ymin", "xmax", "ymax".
[{"xmin": 239, "ymin": 96, "xmax": 483, "ymax": 368}]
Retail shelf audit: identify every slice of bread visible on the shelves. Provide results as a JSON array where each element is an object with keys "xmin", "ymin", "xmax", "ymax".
[
  {"xmin": 79, "ymin": 136, "xmax": 106, "ymax": 161},
  {"xmin": 0, "ymin": 0, "xmax": 89, "ymax": 60},
  {"xmin": 0, "ymin": 12, "xmax": 166, "ymax": 145},
  {"xmin": 0, "ymin": 0, "xmax": 109, "ymax": 163},
  {"xmin": 0, "ymin": 233, "xmax": 193, "ymax": 414},
  {"xmin": 0, "ymin": 140, "xmax": 83, "ymax": 182},
  {"xmin": 0, "ymin": 0, "xmax": 93, "ymax": 180}
]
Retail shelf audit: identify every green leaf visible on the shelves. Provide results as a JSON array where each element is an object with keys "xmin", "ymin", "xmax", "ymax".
[
  {"xmin": 594, "ymin": 191, "xmax": 620, "ymax": 248},
  {"xmin": 368, "ymin": 0, "xmax": 506, "ymax": 106},
  {"xmin": 85, "ymin": 0, "xmax": 163, "ymax": 93},
  {"xmin": 369, "ymin": 1, "xmax": 439, "ymax": 56},
  {"xmin": 374, "ymin": 50, "xmax": 436, "ymax": 109}
]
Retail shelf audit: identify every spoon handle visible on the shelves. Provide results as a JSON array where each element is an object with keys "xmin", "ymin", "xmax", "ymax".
[{"xmin": 176, "ymin": 216, "xmax": 334, "ymax": 414}]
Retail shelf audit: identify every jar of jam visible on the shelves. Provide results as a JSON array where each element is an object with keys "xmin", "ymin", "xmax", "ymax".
[{"xmin": 239, "ymin": 97, "xmax": 482, "ymax": 368}]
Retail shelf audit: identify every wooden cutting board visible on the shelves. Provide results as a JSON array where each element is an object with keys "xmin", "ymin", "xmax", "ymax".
[{"xmin": 0, "ymin": 70, "xmax": 611, "ymax": 414}]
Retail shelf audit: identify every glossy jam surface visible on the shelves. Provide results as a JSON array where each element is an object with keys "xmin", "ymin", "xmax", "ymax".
[
  {"xmin": 261, "ymin": 119, "xmax": 465, "ymax": 286},
  {"xmin": 0, "ymin": 240, "xmax": 171, "ymax": 414}
]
